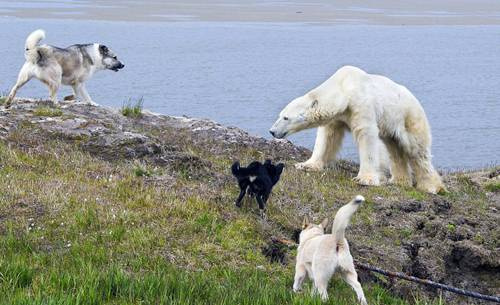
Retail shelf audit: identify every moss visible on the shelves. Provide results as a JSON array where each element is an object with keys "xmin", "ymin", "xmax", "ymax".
[
  {"xmin": 446, "ymin": 223, "xmax": 456, "ymax": 232},
  {"xmin": 33, "ymin": 106, "xmax": 63, "ymax": 117}
]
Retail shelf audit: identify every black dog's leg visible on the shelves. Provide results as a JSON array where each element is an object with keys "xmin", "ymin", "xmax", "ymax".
[
  {"xmin": 256, "ymin": 194, "xmax": 265, "ymax": 210},
  {"xmin": 235, "ymin": 188, "xmax": 246, "ymax": 208},
  {"xmin": 256, "ymin": 194, "xmax": 267, "ymax": 218}
]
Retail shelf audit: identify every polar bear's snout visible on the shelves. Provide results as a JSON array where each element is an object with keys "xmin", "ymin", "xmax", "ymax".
[
  {"xmin": 269, "ymin": 129, "xmax": 286, "ymax": 139},
  {"xmin": 269, "ymin": 119, "xmax": 288, "ymax": 139}
]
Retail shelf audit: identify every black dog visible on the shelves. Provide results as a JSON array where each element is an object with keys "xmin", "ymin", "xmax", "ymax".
[{"xmin": 231, "ymin": 159, "xmax": 284, "ymax": 215}]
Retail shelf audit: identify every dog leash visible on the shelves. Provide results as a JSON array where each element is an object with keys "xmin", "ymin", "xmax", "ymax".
[{"xmin": 354, "ymin": 260, "xmax": 500, "ymax": 303}]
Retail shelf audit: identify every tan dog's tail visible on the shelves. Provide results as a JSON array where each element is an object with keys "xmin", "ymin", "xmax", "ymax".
[
  {"xmin": 24, "ymin": 29, "xmax": 45, "ymax": 62},
  {"xmin": 332, "ymin": 195, "xmax": 364, "ymax": 245}
]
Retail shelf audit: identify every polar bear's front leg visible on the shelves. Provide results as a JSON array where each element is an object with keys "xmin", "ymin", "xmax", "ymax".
[
  {"xmin": 353, "ymin": 126, "xmax": 380, "ymax": 185},
  {"xmin": 296, "ymin": 123, "xmax": 345, "ymax": 171}
]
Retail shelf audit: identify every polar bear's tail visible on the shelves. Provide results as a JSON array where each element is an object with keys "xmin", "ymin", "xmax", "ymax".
[
  {"xmin": 24, "ymin": 29, "xmax": 46, "ymax": 62},
  {"xmin": 332, "ymin": 195, "xmax": 364, "ymax": 246}
]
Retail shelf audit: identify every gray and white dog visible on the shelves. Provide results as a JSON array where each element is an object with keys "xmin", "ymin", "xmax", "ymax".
[{"xmin": 5, "ymin": 29, "xmax": 124, "ymax": 108}]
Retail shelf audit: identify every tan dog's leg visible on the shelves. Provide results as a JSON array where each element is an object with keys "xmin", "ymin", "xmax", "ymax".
[
  {"xmin": 341, "ymin": 266, "xmax": 367, "ymax": 305},
  {"xmin": 293, "ymin": 264, "xmax": 307, "ymax": 292},
  {"xmin": 312, "ymin": 260, "xmax": 334, "ymax": 301}
]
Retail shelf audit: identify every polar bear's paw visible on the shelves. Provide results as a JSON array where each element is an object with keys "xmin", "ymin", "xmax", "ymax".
[
  {"xmin": 295, "ymin": 161, "xmax": 325, "ymax": 171},
  {"xmin": 354, "ymin": 173, "xmax": 380, "ymax": 186},
  {"xmin": 416, "ymin": 179, "xmax": 447, "ymax": 194}
]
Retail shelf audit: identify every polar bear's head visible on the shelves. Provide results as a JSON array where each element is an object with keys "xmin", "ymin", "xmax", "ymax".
[{"xmin": 269, "ymin": 94, "xmax": 322, "ymax": 139}]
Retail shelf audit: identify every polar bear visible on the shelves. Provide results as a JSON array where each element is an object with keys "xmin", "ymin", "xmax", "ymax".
[{"xmin": 269, "ymin": 66, "xmax": 445, "ymax": 194}]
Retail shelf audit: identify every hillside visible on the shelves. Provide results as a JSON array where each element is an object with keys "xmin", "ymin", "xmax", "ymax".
[{"xmin": 0, "ymin": 98, "xmax": 498, "ymax": 304}]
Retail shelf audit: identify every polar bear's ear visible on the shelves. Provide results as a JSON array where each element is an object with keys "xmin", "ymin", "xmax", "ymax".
[{"xmin": 310, "ymin": 99, "xmax": 318, "ymax": 109}]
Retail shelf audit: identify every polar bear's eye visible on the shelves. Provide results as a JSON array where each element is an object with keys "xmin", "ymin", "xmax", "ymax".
[{"xmin": 283, "ymin": 117, "xmax": 289, "ymax": 121}]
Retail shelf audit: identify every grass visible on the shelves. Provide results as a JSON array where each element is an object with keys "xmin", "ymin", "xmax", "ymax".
[
  {"xmin": 1, "ymin": 112, "xmax": 496, "ymax": 305},
  {"xmin": 33, "ymin": 106, "xmax": 63, "ymax": 117},
  {"xmin": 0, "ymin": 139, "xmax": 446, "ymax": 305},
  {"xmin": 484, "ymin": 182, "xmax": 500, "ymax": 192},
  {"xmin": 121, "ymin": 97, "xmax": 144, "ymax": 118},
  {"xmin": 0, "ymin": 141, "xmax": 428, "ymax": 305},
  {"xmin": 0, "ymin": 96, "xmax": 6, "ymax": 105}
]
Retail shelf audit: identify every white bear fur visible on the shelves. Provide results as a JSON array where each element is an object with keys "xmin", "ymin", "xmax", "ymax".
[{"xmin": 269, "ymin": 66, "xmax": 444, "ymax": 194}]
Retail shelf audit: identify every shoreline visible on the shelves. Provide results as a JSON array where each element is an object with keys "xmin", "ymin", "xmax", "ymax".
[{"xmin": 0, "ymin": 0, "xmax": 499, "ymax": 25}]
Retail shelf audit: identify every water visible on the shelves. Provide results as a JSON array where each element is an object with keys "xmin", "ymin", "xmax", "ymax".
[{"xmin": 0, "ymin": 18, "xmax": 499, "ymax": 169}]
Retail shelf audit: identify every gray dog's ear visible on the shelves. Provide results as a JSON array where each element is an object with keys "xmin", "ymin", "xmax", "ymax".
[
  {"xmin": 320, "ymin": 218, "xmax": 329, "ymax": 229},
  {"xmin": 99, "ymin": 44, "xmax": 108, "ymax": 54},
  {"xmin": 302, "ymin": 216, "xmax": 310, "ymax": 229}
]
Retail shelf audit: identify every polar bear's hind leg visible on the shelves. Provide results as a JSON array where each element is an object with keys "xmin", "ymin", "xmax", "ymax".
[
  {"xmin": 399, "ymin": 118, "xmax": 445, "ymax": 194},
  {"xmin": 409, "ymin": 152, "xmax": 445, "ymax": 194},
  {"xmin": 295, "ymin": 123, "xmax": 346, "ymax": 171},
  {"xmin": 382, "ymin": 138, "xmax": 412, "ymax": 186}
]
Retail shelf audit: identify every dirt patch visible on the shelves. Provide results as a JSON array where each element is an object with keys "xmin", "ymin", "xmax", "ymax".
[{"xmin": 262, "ymin": 238, "xmax": 296, "ymax": 265}]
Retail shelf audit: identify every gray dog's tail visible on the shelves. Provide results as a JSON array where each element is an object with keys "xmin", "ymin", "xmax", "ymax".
[
  {"xmin": 332, "ymin": 195, "xmax": 364, "ymax": 247},
  {"xmin": 24, "ymin": 29, "xmax": 45, "ymax": 62}
]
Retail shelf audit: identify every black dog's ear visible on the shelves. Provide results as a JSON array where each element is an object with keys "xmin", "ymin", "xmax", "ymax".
[
  {"xmin": 231, "ymin": 161, "xmax": 240, "ymax": 176},
  {"xmin": 264, "ymin": 159, "xmax": 272, "ymax": 166},
  {"xmin": 99, "ymin": 44, "xmax": 109, "ymax": 54}
]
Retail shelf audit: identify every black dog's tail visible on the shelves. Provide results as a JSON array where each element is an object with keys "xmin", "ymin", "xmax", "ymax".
[{"xmin": 231, "ymin": 160, "xmax": 258, "ymax": 179}]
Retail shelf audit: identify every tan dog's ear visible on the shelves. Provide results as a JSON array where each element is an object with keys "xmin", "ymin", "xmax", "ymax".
[
  {"xmin": 320, "ymin": 218, "xmax": 329, "ymax": 229},
  {"xmin": 302, "ymin": 216, "xmax": 310, "ymax": 229}
]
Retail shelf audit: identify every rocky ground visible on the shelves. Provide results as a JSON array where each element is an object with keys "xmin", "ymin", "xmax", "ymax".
[{"xmin": 0, "ymin": 98, "xmax": 498, "ymax": 304}]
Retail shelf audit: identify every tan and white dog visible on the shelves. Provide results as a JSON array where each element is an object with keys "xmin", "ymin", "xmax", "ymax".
[{"xmin": 293, "ymin": 195, "xmax": 367, "ymax": 304}]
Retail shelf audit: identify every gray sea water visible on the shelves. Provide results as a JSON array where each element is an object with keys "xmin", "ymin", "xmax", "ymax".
[{"xmin": 0, "ymin": 18, "xmax": 498, "ymax": 169}]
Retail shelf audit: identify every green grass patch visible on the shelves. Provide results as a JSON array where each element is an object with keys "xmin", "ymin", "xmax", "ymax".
[
  {"xmin": 133, "ymin": 165, "xmax": 152, "ymax": 177},
  {"xmin": 484, "ymin": 182, "xmax": 500, "ymax": 192},
  {"xmin": 405, "ymin": 189, "xmax": 427, "ymax": 201},
  {"xmin": 121, "ymin": 97, "xmax": 144, "ymax": 118},
  {"xmin": 0, "ymin": 96, "xmax": 6, "ymax": 105},
  {"xmin": 33, "ymin": 106, "xmax": 63, "ymax": 117},
  {"xmin": 0, "ymin": 226, "xmax": 415, "ymax": 305}
]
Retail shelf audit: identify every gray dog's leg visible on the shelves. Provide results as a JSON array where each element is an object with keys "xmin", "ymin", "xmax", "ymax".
[
  {"xmin": 5, "ymin": 63, "xmax": 33, "ymax": 108},
  {"xmin": 75, "ymin": 83, "xmax": 97, "ymax": 105}
]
